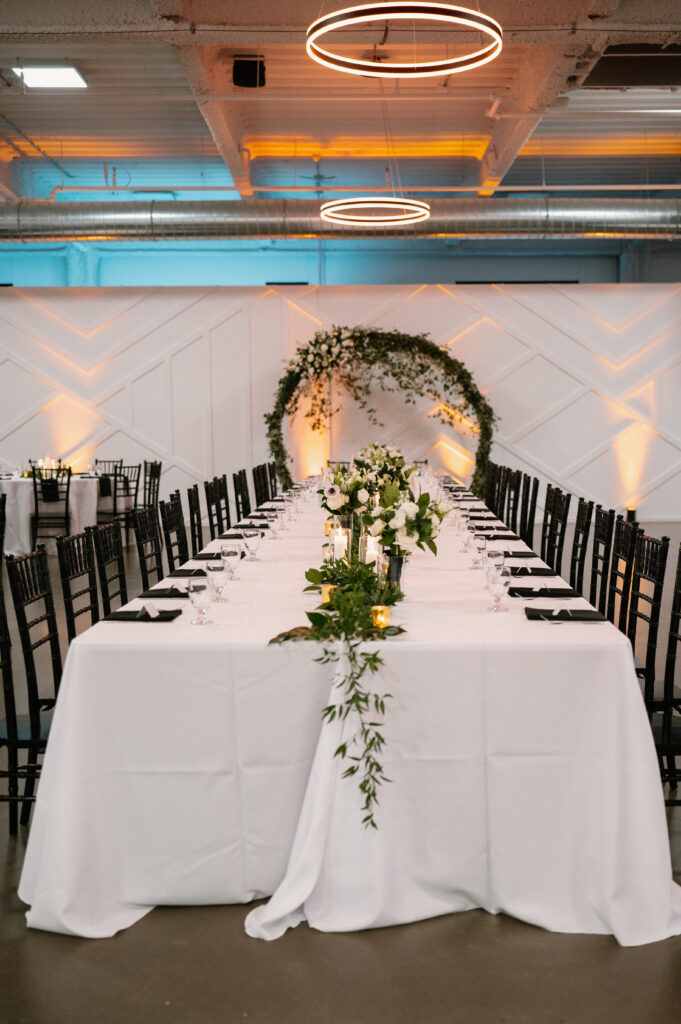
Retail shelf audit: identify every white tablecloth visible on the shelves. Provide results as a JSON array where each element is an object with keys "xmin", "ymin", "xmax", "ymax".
[
  {"xmin": 18, "ymin": 501, "xmax": 681, "ymax": 944},
  {"xmin": 0, "ymin": 476, "xmax": 99, "ymax": 554}
]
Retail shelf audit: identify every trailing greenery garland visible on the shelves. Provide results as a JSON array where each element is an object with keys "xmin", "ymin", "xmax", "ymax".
[{"xmin": 265, "ymin": 325, "xmax": 495, "ymax": 497}]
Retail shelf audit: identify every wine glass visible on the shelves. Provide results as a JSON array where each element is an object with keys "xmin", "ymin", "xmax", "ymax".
[
  {"xmin": 242, "ymin": 528, "xmax": 261, "ymax": 562},
  {"xmin": 471, "ymin": 533, "xmax": 487, "ymax": 570},
  {"xmin": 486, "ymin": 548, "xmax": 505, "ymax": 573},
  {"xmin": 265, "ymin": 509, "xmax": 281, "ymax": 538},
  {"xmin": 221, "ymin": 543, "xmax": 241, "ymax": 580},
  {"xmin": 487, "ymin": 567, "xmax": 510, "ymax": 614},
  {"xmin": 205, "ymin": 562, "xmax": 228, "ymax": 603},
  {"xmin": 188, "ymin": 577, "xmax": 212, "ymax": 625}
]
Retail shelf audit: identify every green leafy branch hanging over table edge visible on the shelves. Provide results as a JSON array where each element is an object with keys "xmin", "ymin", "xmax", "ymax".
[
  {"xmin": 265, "ymin": 325, "xmax": 496, "ymax": 497},
  {"xmin": 270, "ymin": 559, "xmax": 404, "ymax": 829}
]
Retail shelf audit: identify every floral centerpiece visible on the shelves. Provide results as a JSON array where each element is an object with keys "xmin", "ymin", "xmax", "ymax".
[
  {"xmin": 364, "ymin": 480, "xmax": 447, "ymax": 557},
  {"xmin": 319, "ymin": 463, "xmax": 377, "ymax": 517}
]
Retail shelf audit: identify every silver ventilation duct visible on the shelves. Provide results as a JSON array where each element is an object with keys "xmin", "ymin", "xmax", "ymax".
[{"xmin": 0, "ymin": 198, "xmax": 680, "ymax": 241}]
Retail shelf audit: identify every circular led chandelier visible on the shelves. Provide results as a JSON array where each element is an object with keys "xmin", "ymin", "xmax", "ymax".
[
  {"xmin": 306, "ymin": 3, "xmax": 503, "ymax": 79},
  {"xmin": 320, "ymin": 196, "xmax": 431, "ymax": 226}
]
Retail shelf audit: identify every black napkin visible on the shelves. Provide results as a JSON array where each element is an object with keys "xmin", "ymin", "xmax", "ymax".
[
  {"xmin": 191, "ymin": 552, "xmax": 223, "ymax": 561},
  {"xmin": 509, "ymin": 566, "xmax": 555, "ymax": 577},
  {"xmin": 105, "ymin": 608, "xmax": 183, "ymax": 622},
  {"xmin": 138, "ymin": 587, "xmax": 188, "ymax": 600},
  {"xmin": 99, "ymin": 474, "xmax": 112, "ymax": 497},
  {"xmin": 485, "ymin": 533, "xmax": 521, "ymax": 541},
  {"xmin": 509, "ymin": 586, "xmax": 579, "ymax": 599},
  {"xmin": 40, "ymin": 478, "xmax": 60, "ymax": 502},
  {"xmin": 525, "ymin": 607, "xmax": 606, "ymax": 623},
  {"xmin": 169, "ymin": 568, "xmax": 207, "ymax": 578},
  {"xmin": 247, "ymin": 513, "xmax": 271, "ymax": 520},
  {"xmin": 238, "ymin": 520, "xmax": 270, "ymax": 530},
  {"xmin": 503, "ymin": 550, "xmax": 537, "ymax": 558},
  {"xmin": 467, "ymin": 514, "xmax": 497, "ymax": 522}
]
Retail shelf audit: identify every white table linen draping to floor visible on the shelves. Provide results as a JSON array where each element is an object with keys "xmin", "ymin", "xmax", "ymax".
[
  {"xmin": 0, "ymin": 476, "xmax": 99, "ymax": 555},
  {"xmin": 18, "ymin": 500, "xmax": 681, "ymax": 944}
]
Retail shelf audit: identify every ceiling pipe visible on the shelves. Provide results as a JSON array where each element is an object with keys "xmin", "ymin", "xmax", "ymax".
[{"xmin": 1, "ymin": 198, "xmax": 680, "ymax": 241}]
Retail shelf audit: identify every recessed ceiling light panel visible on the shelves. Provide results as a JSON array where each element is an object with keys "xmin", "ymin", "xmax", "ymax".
[{"xmin": 12, "ymin": 66, "xmax": 87, "ymax": 89}]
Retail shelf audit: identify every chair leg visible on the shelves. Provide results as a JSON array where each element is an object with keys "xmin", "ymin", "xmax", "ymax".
[
  {"xmin": 8, "ymin": 750, "xmax": 18, "ymax": 836},
  {"xmin": 20, "ymin": 747, "xmax": 39, "ymax": 826}
]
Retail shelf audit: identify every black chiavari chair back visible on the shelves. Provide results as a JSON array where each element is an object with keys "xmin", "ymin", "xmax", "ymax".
[
  {"xmin": 484, "ymin": 460, "xmax": 498, "ymax": 510},
  {"xmin": 5, "ymin": 546, "xmax": 61, "ymax": 829},
  {"xmin": 143, "ymin": 460, "xmax": 162, "ymax": 508},
  {"xmin": 252, "ymin": 464, "xmax": 271, "ymax": 507},
  {"xmin": 233, "ymin": 469, "xmax": 252, "ymax": 520},
  {"xmin": 56, "ymin": 531, "xmax": 100, "ymax": 643},
  {"xmin": 504, "ymin": 469, "xmax": 522, "ymax": 533},
  {"xmin": 160, "ymin": 491, "xmax": 190, "ymax": 571},
  {"xmin": 606, "ymin": 517, "xmax": 640, "ymax": 632},
  {"xmin": 518, "ymin": 474, "xmax": 538, "ymax": 549},
  {"xmin": 539, "ymin": 484, "xmax": 559, "ymax": 563},
  {"xmin": 204, "ymin": 476, "xmax": 231, "ymax": 540},
  {"xmin": 31, "ymin": 466, "xmax": 72, "ymax": 549},
  {"xmin": 569, "ymin": 498, "xmax": 594, "ymax": 595},
  {"xmin": 90, "ymin": 524, "xmax": 128, "ymax": 616},
  {"xmin": 268, "ymin": 462, "xmax": 278, "ymax": 498},
  {"xmin": 0, "ymin": 492, "xmax": 6, "ymax": 586},
  {"xmin": 187, "ymin": 484, "xmax": 204, "ymax": 557},
  {"xmin": 131, "ymin": 507, "xmax": 164, "ymax": 591},
  {"xmin": 94, "ymin": 458, "xmax": 123, "ymax": 475},
  {"xmin": 544, "ymin": 488, "xmax": 571, "ymax": 575},
  {"xmin": 589, "ymin": 505, "xmax": 616, "ymax": 615},
  {"xmin": 656, "ymin": 544, "xmax": 681, "ymax": 800},
  {"xmin": 627, "ymin": 533, "xmax": 669, "ymax": 706}
]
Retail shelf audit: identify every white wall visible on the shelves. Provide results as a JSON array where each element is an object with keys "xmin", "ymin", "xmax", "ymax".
[{"xmin": 0, "ymin": 283, "xmax": 680, "ymax": 519}]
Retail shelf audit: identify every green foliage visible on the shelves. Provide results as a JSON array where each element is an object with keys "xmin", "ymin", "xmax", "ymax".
[
  {"xmin": 265, "ymin": 325, "xmax": 495, "ymax": 497},
  {"xmin": 272, "ymin": 558, "xmax": 405, "ymax": 828}
]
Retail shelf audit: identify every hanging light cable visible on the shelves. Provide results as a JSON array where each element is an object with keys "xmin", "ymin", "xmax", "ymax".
[{"xmin": 306, "ymin": 3, "xmax": 503, "ymax": 79}]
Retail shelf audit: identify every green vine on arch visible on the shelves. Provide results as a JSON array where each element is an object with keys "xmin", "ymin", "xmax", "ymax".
[{"xmin": 265, "ymin": 325, "xmax": 495, "ymax": 496}]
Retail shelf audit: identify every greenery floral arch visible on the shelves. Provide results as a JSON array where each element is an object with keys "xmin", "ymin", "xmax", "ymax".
[{"xmin": 265, "ymin": 325, "xmax": 495, "ymax": 496}]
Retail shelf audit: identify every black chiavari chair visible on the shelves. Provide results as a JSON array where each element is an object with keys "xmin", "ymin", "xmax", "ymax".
[
  {"xmin": 204, "ymin": 476, "xmax": 231, "ymax": 540},
  {"xmin": 5, "ymin": 546, "xmax": 61, "ymax": 829},
  {"xmin": 31, "ymin": 466, "xmax": 72, "ymax": 549},
  {"xmin": 252, "ymin": 464, "xmax": 271, "ymax": 507},
  {"xmin": 503, "ymin": 469, "xmax": 522, "ymax": 533},
  {"xmin": 569, "ymin": 498, "xmax": 594, "ymax": 595},
  {"xmin": 159, "ymin": 491, "xmax": 190, "ymax": 572},
  {"xmin": 627, "ymin": 533, "xmax": 669, "ymax": 708},
  {"xmin": 589, "ymin": 505, "xmax": 616, "ymax": 615},
  {"xmin": 56, "ymin": 531, "xmax": 100, "ymax": 643},
  {"xmin": 606, "ymin": 517, "xmax": 640, "ymax": 632},
  {"xmin": 89, "ymin": 524, "xmax": 128, "ymax": 616},
  {"xmin": 131, "ymin": 506, "xmax": 165, "ymax": 591},
  {"xmin": 539, "ymin": 484, "xmax": 559, "ymax": 564},
  {"xmin": 187, "ymin": 484, "xmax": 204, "ymax": 557},
  {"xmin": 0, "ymin": 492, "xmax": 6, "ymax": 586},
  {"xmin": 494, "ymin": 466, "xmax": 510, "ymax": 521},
  {"xmin": 233, "ymin": 469, "xmax": 252, "ymax": 521},
  {"xmin": 654, "ymin": 544, "xmax": 681, "ymax": 801},
  {"xmin": 484, "ymin": 460, "xmax": 498, "ymax": 510},
  {"xmin": 142, "ymin": 460, "xmax": 162, "ymax": 509},
  {"xmin": 94, "ymin": 459, "xmax": 123, "ymax": 475},
  {"xmin": 268, "ymin": 462, "xmax": 278, "ymax": 498},
  {"xmin": 544, "ymin": 489, "xmax": 571, "ymax": 576},
  {"xmin": 518, "ymin": 474, "xmax": 538, "ymax": 549}
]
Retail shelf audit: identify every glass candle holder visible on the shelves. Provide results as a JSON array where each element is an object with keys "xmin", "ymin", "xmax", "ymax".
[
  {"xmin": 371, "ymin": 605, "xmax": 391, "ymax": 629},
  {"xmin": 321, "ymin": 583, "xmax": 338, "ymax": 605},
  {"xmin": 324, "ymin": 520, "xmax": 332, "ymax": 537},
  {"xmin": 331, "ymin": 526, "xmax": 350, "ymax": 562}
]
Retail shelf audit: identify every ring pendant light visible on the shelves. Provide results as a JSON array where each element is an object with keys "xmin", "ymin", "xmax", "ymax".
[
  {"xmin": 320, "ymin": 196, "xmax": 431, "ymax": 226},
  {"xmin": 306, "ymin": 3, "xmax": 503, "ymax": 79}
]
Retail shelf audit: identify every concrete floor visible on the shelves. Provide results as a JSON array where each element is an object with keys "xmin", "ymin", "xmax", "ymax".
[{"xmin": 2, "ymin": 529, "xmax": 681, "ymax": 1024}]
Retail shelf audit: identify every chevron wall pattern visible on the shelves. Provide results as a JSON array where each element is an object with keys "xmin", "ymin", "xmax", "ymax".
[{"xmin": 0, "ymin": 284, "xmax": 679, "ymax": 520}]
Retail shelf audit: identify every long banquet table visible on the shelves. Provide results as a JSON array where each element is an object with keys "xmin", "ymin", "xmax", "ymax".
[{"xmin": 18, "ymin": 496, "xmax": 681, "ymax": 944}]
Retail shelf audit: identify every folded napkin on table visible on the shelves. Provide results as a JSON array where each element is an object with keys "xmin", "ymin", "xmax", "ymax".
[
  {"xmin": 190, "ymin": 552, "xmax": 223, "ymax": 561},
  {"xmin": 39, "ymin": 478, "xmax": 60, "ymax": 502},
  {"xmin": 169, "ymin": 568, "xmax": 207, "ymax": 578},
  {"xmin": 467, "ymin": 514, "xmax": 497, "ymax": 521},
  {"xmin": 509, "ymin": 566, "xmax": 556, "ymax": 577},
  {"xmin": 485, "ymin": 533, "xmax": 522, "ymax": 541},
  {"xmin": 503, "ymin": 550, "xmax": 536, "ymax": 558},
  {"xmin": 509, "ymin": 586, "xmax": 579, "ymax": 599},
  {"xmin": 247, "ymin": 512, "xmax": 271, "ymax": 520},
  {"xmin": 525, "ymin": 607, "xmax": 606, "ymax": 623},
  {"xmin": 105, "ymin": 608, "xmax": 183, "ymax": 622},
  {"xmin": 138, "ymin": 587, "xmax": 188, "ymax": 600}
]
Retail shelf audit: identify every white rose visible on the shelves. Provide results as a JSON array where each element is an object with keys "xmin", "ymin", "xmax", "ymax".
[
  {"xmin": 369, "ymin": 519, "xmax": 385, "ymax": 536},
  {"xmin": 396, "ymin": 527, "xmax": 417, "ymax": 550},
  {"xmin": 402, "ymin": 501, "xmax": 419, "ymax": 518},
  {"xmin": 307, "ymin": 353, "xmax": 314, "ymax": 362},
  {"xmin": 357, "ymin": 488, "xmax": 370, "ymax": 504},
  {"xmin": 326, "ymin": 492, "xmax": 346, "ymax": 511},
  {"xmin": 389, "ymin": 509, "xmax": 406, "ymax": 529},
  {"xmin": 321, "ymin": 343, "xmax": 328, "ymax": 353},
  {"xmin": 430, "ymin": 512, "xmax": 440, "ymax": 529}
]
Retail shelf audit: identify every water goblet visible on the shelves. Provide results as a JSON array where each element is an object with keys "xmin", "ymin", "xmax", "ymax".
[
  {"xmin": 487, "ymin": 567, "xmax": 510, "ymax": 614},
  {"xmin": 265, "ymin": 509, "xmax": 281, "ymax": 538},
  {"xmin": 486, "ymin": 548, "xmax": 505, "ymax": 573},
  {"xmin": 242, "ymin": 528, "xmax": 261, "ymax": 562},
  {"xmin": 205, "ymin": 562, "xmax": 228, "ymax": 603},
  {"xmin": 187, "ymin": 577, "xmax": 213, "ymax": 625},
  {"xmin": 221, "ymin": 543, "xmax": 241, "ymax": 580},
  {"xmin": 471, "ymin": 533, "xmax": 487, "ymax": 569}
]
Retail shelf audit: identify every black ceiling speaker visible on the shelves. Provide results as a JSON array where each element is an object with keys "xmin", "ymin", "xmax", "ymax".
[{"xmin": 233, "ymin": 55, "xmax": 265, "ymax": 88}]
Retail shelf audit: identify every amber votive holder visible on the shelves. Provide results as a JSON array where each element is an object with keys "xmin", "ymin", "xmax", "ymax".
[
  {"xmin": 321, "ymin": 584, "xmax": 338, "ymax": 605},
  {"xmin": 371, "ymin": 605, "xmax": 391, "ymax": 629},
  {"xmin": 324, "ymin": 520, "xmax": 332, "ymax": 536}
]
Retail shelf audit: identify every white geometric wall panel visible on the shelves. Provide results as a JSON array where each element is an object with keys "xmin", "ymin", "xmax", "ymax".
[{"xmin": 0, "ymin": 284, "xmax": 680, "ymax": 520}]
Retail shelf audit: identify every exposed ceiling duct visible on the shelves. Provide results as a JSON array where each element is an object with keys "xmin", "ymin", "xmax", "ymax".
[{"xmin": 0, "ymin": 198, "xmax": 680, "ymax": 241}]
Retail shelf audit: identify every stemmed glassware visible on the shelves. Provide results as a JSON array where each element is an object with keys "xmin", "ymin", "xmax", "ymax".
[
  {"xmin": 487, "ymin": 567, "xmax": 511, "ymax": 614},
  {"xmin": 205, "ymin": 562, "xmax": 228, "ymax": 603},
  {"xmin": 265, "ymin": 509, "xmax": 281, "ymax": 538},
  {"xmin": 221, "ymin": 542, "xmax": 242, "ymax": 580},
  {"xmin": 188, "ymin": 576, "xmax": 212, "ymax": 625},
  {"xmin": 242, "ymin": 528, "xmax": 261, "ymax": 562},
  {"xmin": 471, "ymin": 533, "xmax": 487, "ymax": 569}
]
